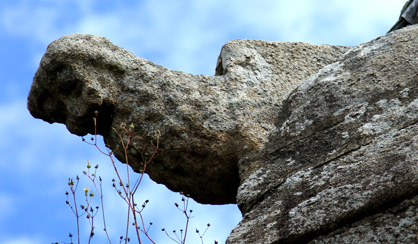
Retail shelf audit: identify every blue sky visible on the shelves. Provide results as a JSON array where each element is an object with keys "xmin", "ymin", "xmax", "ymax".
[{"xmin": 0, "ymin": 0, "xmax": 405, "ymax": 243}]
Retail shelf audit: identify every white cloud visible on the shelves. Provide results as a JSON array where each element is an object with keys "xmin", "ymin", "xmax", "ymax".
[
  {"xmin": 0, "ymin": 0, "xmax": 407, "ymax": 74},
  {"xmin": 0, "ymin": 194, "xmax": 15, "ymax": 220},
  {"xmin": 1, "ymin": 1, "xmax": 62, "ymax": 42},
  {"xmin": 0, "ymin": 100, "xmax": 71, "ymax": 174},
  {"xmin": 71, "ymin": 0, "xmax": 406, "ymax": 73},
  {"xmin": 0, "ymin": 236, "xmax": 44, "ymax": 244}
]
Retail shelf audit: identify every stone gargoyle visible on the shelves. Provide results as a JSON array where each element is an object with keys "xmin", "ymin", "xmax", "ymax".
[{"xmin": 28, "ymin": 25, "xmax": 418, "ymax": 243}]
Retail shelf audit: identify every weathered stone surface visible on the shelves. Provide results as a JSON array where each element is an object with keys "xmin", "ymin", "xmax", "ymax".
[
  {"xmin": 227, "ymin": 25, "xmax": 418, "ymax": 243},
  {"xmin": 310, "ymin": 194, "xmax": 418, "ymax": 243},
  {"xmin": 27, "ymin": 34, "xmax": 347, "ymax": 204},
  {"xmin": 29, "ymin": 25, "xmax": 418, "ymax": 243}
]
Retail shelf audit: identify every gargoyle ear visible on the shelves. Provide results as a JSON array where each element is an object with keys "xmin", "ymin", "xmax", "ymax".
[{"xmin": 388, "ymin": 0, "xmax": 418, "ymax": 33}]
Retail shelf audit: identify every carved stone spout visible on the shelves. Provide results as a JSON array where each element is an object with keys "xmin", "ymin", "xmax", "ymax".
[{"xmin": 28, "ymin": 34, "xmax": 348, "ymax": 204}]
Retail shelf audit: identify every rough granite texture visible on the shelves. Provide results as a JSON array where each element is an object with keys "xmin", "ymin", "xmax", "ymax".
[
  {"xmin": 228, "ymin": 25, "xmax": 418, "ymax": 243},
  {"xmin": 310, "ymin": 194, "xmax": 418, "ymax": 243},
  {"xmin": 28, "ymin": 34, "xmax": 347, "ymax": 204},
  {"xmin": 28, "ymin": 25, "xmax": 418, "ymax": 243}
]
